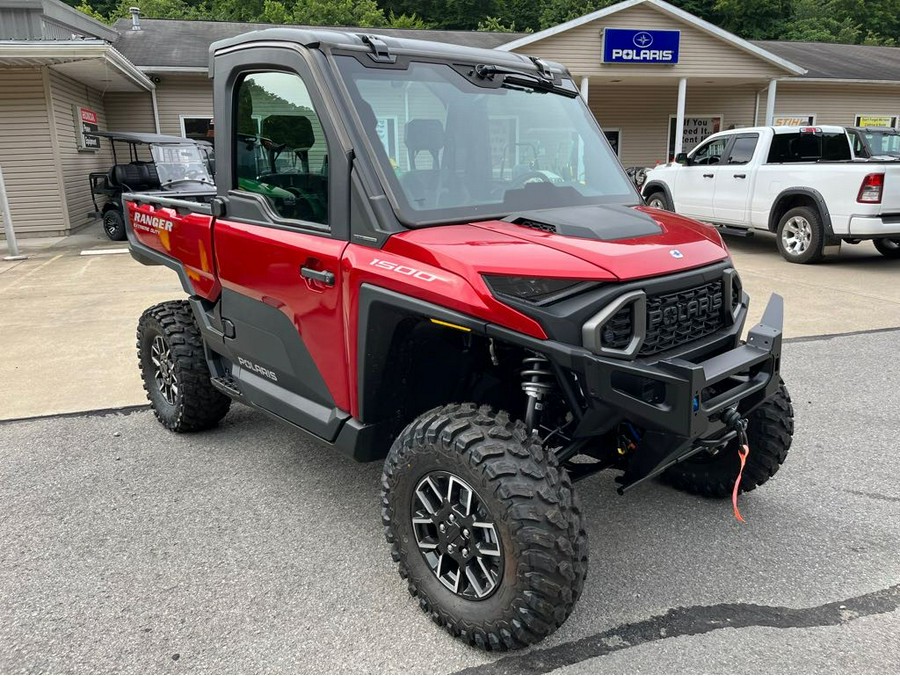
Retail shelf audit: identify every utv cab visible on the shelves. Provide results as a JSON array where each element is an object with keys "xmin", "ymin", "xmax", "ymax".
[{"xmin": 89, "ymin": 131, "xmax": 215, "ymax": 240}]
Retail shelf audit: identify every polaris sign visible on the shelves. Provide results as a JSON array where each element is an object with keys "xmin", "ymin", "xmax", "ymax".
[{"xmin": 603, "ymin": 28, "xmax": 680, "ymax": 64}]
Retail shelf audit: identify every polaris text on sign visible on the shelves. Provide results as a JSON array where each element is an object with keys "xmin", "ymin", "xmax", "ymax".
[{"xmin": 603, "ymin": 28, "xmax": 680, "ymax": 64}]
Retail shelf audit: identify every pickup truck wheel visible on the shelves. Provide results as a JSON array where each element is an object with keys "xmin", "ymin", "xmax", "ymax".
[
  {"xmin": 873, "ymin": 238, "xmax": 900, "ymax": 259},
  {"xmin": 382, "ymin": 403, "xmax": 587, "ymax": 650},
  {"xmin": 645, "ymin": 191, "xmax": 672, "ymax": 211},
  {"xmin": 662, "ymin": 382, "xmax": 794, "ymax": 499},
  {"xmin": 776, "ymin": 207, "xmax": 824, "ymax": 264},
  {"xmin": 137, "ymin": 300, "xmax": 231, "ymax": 432},
  {"xmin": 103, "ymin": 209, "xmax": 126, "ymax": 241}
]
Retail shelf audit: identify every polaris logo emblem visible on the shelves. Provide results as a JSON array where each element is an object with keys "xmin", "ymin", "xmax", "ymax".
[
  {"xmin": 369, "ymin": 258, "xmax": 446, "ymax": 282},
  {"xmin": 648, "ymin": 291, "xmax": 723, "ymax": 329},
  {"xmin": 669, "ymin": 249, "xmax": 684, "ymax": 259},
  {"xmin": 237, "ymin": 356, "xmax": 278, "ymax": 382},
  {"xmin": 132, "ymin": 211, "xmax": 174, "ymax": 232}
]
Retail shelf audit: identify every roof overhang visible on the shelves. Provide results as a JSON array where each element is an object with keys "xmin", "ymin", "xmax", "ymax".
[
  {"xmin": 0, "ymin": 40, "xmax": 153, "ymax": 91},
  {"xmin": 497, "ymin": 0, "xmax": 806, "ymax": 77}
]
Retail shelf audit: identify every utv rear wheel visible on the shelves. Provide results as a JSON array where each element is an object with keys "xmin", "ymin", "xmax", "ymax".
[
  {"xmin": 662, "ymin": 383, "xmax": 794, "ymax": 498},
  {"xmin": 382, "ymin": 403, "xmax": 587, "ymax": 650},
  {"xmin": 137, "ymin": 300, "xmax": 230, "ymax": 432},
  {"xmin": 873, "ymin": 238, "xmax": 900, "ymax": 259},
  {"xmin": 776, "ymin": 207, "xmax": 824, "ymax": 264},
  {"xmin": 103, "ymin": 209, "xmax": 126, "ymax": 241}
]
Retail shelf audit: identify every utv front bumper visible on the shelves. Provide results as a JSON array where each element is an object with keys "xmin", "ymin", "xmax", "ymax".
[{"xmin": 488, "ymin": 293, "xmax": 785, "ymax": 490}]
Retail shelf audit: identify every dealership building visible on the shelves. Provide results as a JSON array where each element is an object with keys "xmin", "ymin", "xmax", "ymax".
[{"xmin": 2, "ymin": 0, "xmax": 900, "ymax": 238}]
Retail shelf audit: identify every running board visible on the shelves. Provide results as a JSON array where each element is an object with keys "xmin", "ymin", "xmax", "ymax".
[
  {"xmin": 210, "ymin": 375, "xmax": 243, "ymax": 399},
  {"xmin": 717, "ymin": 225, "xmax": 754, "ymax": 237}
]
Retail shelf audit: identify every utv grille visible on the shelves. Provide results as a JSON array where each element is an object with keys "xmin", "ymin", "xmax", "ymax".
[
  {"xmin": 596, "ymin": 280, "xmax": 727, "ymax": 356},
  {"xmin": 642, "ymin": 280, "xmax": 725, "ymax": 355}
]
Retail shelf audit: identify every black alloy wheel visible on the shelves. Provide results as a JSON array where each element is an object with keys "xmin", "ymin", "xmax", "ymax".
[{"xmin": 411, "ymin": 471, "xmax": 503, "ymax": 600}]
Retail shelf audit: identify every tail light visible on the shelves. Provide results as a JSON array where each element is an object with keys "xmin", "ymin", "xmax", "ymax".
[{"xmin": 858, "ymin": 173, "xmax": 885, "ymax": 203}]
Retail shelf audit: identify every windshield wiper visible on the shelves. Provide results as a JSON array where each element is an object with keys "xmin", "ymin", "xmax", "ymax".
[{"xmin": 473, "ymin": 63, "xmax": 579, "ymax": 98}]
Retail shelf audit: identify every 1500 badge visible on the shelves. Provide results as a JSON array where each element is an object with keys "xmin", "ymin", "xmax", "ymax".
[{"xmin": 369, "ymin": 258, "xmax": 446, "ymax": 282}]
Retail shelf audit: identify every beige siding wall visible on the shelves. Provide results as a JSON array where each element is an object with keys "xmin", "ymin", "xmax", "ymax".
[
  {"xmin": 155, "ymin": 75, "xmax": 213, "ymax": 136},
  {"xmin": 0, "ymin": 67, "xmax": 66, "ymax": 237},
  {"xmin": 104, "ymin": 91, "xmax": 156, "ymax": 133},
  {"xmin": 48, "ymin": 70, "xmax": 115, "ymax": 231},
  {"xmin": 513, "ymin": 5, "xmax": 786, "ymax": 80},
  {"xmin": 590, "ymin": 83, "xmax": 759, "ymax": 166},
  {"xmin": 775, "ymin": 83, "xmax": 900, "ymax": 127}
]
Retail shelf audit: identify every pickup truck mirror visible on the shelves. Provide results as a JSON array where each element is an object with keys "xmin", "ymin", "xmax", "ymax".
[{"xmin": 675, "ymin": 152, "xmax": 690, "ymax": 166}]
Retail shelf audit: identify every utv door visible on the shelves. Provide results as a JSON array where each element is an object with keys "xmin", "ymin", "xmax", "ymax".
[{"xmin": 211, "ymin": 48, "xmax": 352, "ymax": 441}]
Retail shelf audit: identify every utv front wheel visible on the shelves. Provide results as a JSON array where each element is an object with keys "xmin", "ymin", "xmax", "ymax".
[
  {"xmin": 663, "ymin": 382, "xmax": 794, "ymax": 498},
  {"xmin": 137, "ymin": 300, "xmax": 231, "ymax": 432},
  {"xmin": 382, "ymin": 404, "xmax": 587, "ymax": 650}
]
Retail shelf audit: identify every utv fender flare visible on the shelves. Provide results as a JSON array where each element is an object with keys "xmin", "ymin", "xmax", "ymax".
[
  {"xmin": 126, "ymin": 229, "xmax": 196, "ymax": 297},
  {"xmin": 768, "ymin": 188, "xmax": 835, "ymax": 238},
  {"xmin": 357, "ymin": 284, "xmax": 488, "ymax": 423},
  {"xmin": 642, "ymin": 180, "xmax": 674, "ymax": 207}
]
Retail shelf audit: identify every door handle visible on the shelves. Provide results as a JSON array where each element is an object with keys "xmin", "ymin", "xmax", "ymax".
[
  {"xmin": 703, "ymin": 173, "xmax": 714, "ymax": 178},
  {"xmin": 300, "ymin": 267, "xmax": 335, "ymax": 286},
  {"xmin": 733, "ymin": 173, "xmax": 747, "ymax": 179}
]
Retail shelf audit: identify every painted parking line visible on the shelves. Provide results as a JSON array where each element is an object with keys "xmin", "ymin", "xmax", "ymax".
[{"xmin": 79, "ymin": 248, "xmax": 130, "ymax": 256}]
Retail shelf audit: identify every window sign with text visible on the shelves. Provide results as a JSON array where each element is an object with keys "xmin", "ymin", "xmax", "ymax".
[
  {"xmin": 855, "ymin": 114, "xmax": 898, "ymax": 128},
  {"xmin": 668, "ymin": 115, "xmax": 722, "ymax": 159}
]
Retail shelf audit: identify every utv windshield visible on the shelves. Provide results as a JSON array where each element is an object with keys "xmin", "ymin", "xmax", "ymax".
[
  {"xmin": 863, "ymin": 131, "xmax": 900, "ymax": 158},
  {"xmin": 335, "ymin": 56, "xmax": 638, "ymax": 225},
  {"xmin": 150, "ymin": 143, "xmax": 214, "ymax": 187}
]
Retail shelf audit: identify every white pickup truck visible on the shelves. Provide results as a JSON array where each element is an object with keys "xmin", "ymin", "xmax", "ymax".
[{"xmin": 642, "ymin": 125, "xmax": 900, "ymax": 263}]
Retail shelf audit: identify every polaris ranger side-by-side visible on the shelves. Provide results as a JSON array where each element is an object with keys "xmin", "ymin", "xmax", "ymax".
[{"xmin": 123, "ymin": 30, "xmax": 794, "ymax": 650}]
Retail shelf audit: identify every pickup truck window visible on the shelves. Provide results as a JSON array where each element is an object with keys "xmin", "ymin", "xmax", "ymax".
[
  {"xmin": 234, "ymin": 71, "xmax": 329, "ymax": 226},
  {"xmin": 335, "ymin": 55, "xmax": 637, "ymax": 226},
  {"xmin": 724, "ymin": 134, "xmax": 758, "ymax": 165},
  {"xmin": 690, "ymin": 137, "xmax": 729, "ymax": 165},
  {"xmin": 766, "ymin": 131, "xmax": 851, "ymax": 163}
]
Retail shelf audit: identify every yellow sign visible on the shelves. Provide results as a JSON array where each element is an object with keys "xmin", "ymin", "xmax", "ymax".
[
  {"xmin": 773, "ymin": 115, "xmax": 815, "ymax": 126},
  {"xmin": 855, "ymin": 115, "xmax": 898, "ymax": 127}
]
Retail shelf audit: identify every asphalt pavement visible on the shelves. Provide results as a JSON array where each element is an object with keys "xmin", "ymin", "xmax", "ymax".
[{"xmin": 1, "ymin": 329, "xmax": 898, "ymax": 673}]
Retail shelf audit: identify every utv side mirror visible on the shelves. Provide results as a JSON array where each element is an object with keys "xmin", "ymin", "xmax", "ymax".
[{"xmin": 675, "ymin": 152, "xmax": 690, "ymax": 165}]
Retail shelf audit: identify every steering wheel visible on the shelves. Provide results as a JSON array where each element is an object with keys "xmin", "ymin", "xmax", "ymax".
[{"xmin": 510, "ymin": 171, "xmax": 554, "ymax": 190}]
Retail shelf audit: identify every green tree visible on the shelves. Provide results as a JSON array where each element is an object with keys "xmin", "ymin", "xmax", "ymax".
[
  {"xmin": 713, "ymin": 0, "xmax": 791, "ymax": 39},
  {"xmin": 385, "ymin": 11, "xmax": 429, "ymax": 28},
  {"xmin": 260, "ymin": 0, "xmax": 290, "ymax": 23},
  {"xmin": 292, "ymin": 0, "xmax": 385, "ymax": 26},
  {"xmin": 476, "ymin": 15, "xmax": 518, "ymax": 31}
]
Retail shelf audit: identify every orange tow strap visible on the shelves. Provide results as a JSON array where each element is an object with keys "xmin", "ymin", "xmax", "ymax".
[{"xmin": 732, "ymin": 443, "xmax": 749, "ymax": 523}]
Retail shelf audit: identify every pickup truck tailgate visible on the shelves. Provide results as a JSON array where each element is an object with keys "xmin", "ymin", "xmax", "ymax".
[{"xmin": 881, "ymin": 165, "xmax": 900, "ymax": 212}]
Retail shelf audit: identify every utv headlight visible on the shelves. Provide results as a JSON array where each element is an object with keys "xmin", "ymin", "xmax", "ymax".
[{"xmin": 483, "ymin": 275, "xmax": 596, "ymax": 304}]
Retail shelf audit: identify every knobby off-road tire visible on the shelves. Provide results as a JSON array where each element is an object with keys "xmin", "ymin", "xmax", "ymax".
[
  {"xmin": 382, "ymin": 403, "xmax": 588, "ymax": 650},
  {"xmin": 103, "ymin": 209, "xmax": 127, "ymax": 241},
  {"xmin": 137, "ymin": 300, "xmax": 231, "ymax": 432},
  {"xmin": 776, "ymin": 206, "xmax": 824, "ymax": 264},
  {"xmin": 663, "ymin": 383, "xmax": 794, "ymax": 498}
]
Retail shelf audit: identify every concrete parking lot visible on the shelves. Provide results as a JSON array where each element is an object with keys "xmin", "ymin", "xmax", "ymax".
[{"xmin": 1, "ymin": 229, "xmax": 899, "ymax": 673}]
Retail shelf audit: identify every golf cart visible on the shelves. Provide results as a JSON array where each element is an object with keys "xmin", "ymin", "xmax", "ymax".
[{"xmin": 89, "ymin": 131, "xmax": 215, "ymax": 240}]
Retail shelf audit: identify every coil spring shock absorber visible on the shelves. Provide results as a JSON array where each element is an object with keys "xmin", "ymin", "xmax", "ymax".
[{"xmin": 521, "ymin": 353, "xmax": 554, "ymax": 434}]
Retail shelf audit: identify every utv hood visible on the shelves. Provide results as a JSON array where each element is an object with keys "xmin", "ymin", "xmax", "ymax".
[{"xmin": 471, "ymin": 204, "xmax": 729, "ymax": 280}]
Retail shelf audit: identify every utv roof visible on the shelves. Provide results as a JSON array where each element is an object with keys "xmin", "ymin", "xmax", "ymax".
[
  {"xmin": 94, "ymin": 131, "xmax": 199, "ymax": 145},
  {"xmin": 209, "ymin": 28, "xmax": 570, "ymax": 76}
]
